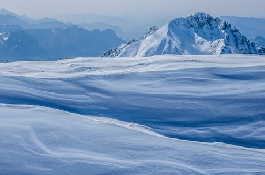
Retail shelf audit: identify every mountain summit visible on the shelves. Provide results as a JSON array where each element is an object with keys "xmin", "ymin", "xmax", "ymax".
[{"xmin": 103, "ymin": 13, "xmax": 265, "ymax": 57}]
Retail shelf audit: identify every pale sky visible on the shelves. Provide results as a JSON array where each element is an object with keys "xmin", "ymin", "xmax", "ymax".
[{"xmin": 1, "ymin": 0, "xmax": 265, "ymax": 19}]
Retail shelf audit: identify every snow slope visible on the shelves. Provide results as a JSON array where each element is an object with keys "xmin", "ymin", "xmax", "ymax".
[
  {"xmin": 1, "ymin": 104, "xmax": 265, "ymax": 174},
  {"xmin": 103, "ymin": 13, "xmax": 265, "ymax": 57},
  {"xmin": 1, "ymin": 55, "xmax": 265, "ymax": 174}
]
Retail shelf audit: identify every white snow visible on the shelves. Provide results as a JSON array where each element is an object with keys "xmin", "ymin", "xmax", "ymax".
[
  {"xmin": 1, "ymin": 54, "xmax": 265, "ymax": 78},
  {"xmin": 1, "ymin": 55, "xmax": 265, "ymax": 174},
  {"xmin": 0, "ymin": 104, "xmax": 265, "ymax": 174}
]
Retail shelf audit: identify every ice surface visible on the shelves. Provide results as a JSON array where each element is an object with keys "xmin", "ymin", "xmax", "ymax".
[{"xmin": 0, "ymin": 55, "xmax": 265, "ymax": 174}]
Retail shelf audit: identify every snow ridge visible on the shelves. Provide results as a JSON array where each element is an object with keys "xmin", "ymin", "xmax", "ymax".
[{"xmin": 103, "ymin": 12, "xmax": 265, "ymax": 57}]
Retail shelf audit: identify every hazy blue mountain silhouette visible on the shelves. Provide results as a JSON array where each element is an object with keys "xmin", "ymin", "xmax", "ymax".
[
  {"xmin": 0, "ymin": 9, "xmax": 124, "ymax": 60},
  {"xmin": 0, "ymin": 30, "xmax": 48, "ymax": 59},
  {"xmin": 26, "ymin": 26, "xmax": 124, "ymax": 57},
  {"xmin": 254, "ymin": 36, "xmax": 265, "ymax": 47}
]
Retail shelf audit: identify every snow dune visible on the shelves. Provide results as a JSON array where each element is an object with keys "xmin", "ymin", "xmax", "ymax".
[{"xmin": 0, "ymin": 55, "xmax": 265, "ymax": 174}]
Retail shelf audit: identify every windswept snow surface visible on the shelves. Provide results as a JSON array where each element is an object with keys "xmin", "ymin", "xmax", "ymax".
[
  {"xmin": 1, "ymin": 104, "xmax": 265, "ymax": 175},
  {"xmin": 1, "ymin": 55, "xmax": 265, "ymax": 174}
]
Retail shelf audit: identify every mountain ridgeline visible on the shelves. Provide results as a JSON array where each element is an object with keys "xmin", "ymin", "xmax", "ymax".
[
  {"xmin": 0, "ymin": 9, "xmax": 124, "ymax": 60},
  {"xmin": 103, "ymin": 13, "xmax": 265, "ymax": 57}
]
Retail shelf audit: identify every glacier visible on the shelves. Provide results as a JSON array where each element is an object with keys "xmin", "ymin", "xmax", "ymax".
[{"xmin": 0, "ymin": 55, "xmax": 265, "ymax": 174}]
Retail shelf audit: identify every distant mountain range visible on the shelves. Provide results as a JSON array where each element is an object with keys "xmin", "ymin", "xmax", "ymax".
[
  {"xmin": 103, "ymin": 13, "xmax": 265, "ymax": 57},
  {"xmin": 254, "ymin": 36, "xmax": 265, "ymax": 47},
  {"xmin": 0, "ymin": 9, "xmax": 124, "ymax": 60},
  {"xmin": 0, "ymin": 8, "xmax": 67, "ymax": 29},
  {"xmin": 77, "ymin": 22, "xmax": 126, "ymax": 40},
  {"xmin": 26, "ymin": 26, "xmax": 124, "ymax": 57}
]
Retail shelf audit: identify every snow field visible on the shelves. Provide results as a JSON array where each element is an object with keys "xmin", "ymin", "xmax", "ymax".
[{"xmin": 0, "ymin": 55, "xmax": 265, "ymax": 174}]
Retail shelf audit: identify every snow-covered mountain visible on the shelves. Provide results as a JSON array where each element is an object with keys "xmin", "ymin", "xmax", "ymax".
[{"xmin": 103, "ymin": 13, "xmax": 265, "ymax": 57}]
